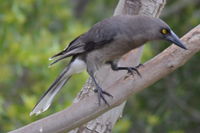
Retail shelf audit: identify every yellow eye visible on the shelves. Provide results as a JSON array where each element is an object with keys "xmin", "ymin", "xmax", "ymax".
[{"xmin": 161, "ymin": 28, "xmax": 169, "ymax": 35}]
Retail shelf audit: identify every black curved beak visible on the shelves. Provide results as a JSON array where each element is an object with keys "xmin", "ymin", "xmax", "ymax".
[{"xmin": 166, "ymin": 31, "xmax": 187, "ymax": 50}]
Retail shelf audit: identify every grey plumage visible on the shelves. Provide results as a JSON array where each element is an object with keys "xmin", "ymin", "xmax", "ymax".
[{"xmin": 30, "ymin": 15, "xmax": 187, "ymax": 116}]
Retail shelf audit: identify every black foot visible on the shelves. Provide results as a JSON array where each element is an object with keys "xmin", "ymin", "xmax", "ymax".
[
  {"xmin": 125, "ymin": 67, "xmax": 141, "ymax": 77},
  {"xmin": 108, "ymin": 61, "xmax": 142, "ymax": 77},
  {"xmin": 94, "ymin": 87, "xmax": 113, "ymax": 106}
]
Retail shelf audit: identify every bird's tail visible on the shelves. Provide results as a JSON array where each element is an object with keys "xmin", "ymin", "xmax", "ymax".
[{"xmin": 30, "ymin": 66, "xmax": 72, "ymax": 116}]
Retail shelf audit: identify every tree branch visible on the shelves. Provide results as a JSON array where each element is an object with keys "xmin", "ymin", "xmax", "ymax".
[{"xmin": 9, "ymin": 24, "xmax": 200, "ymax": 133}]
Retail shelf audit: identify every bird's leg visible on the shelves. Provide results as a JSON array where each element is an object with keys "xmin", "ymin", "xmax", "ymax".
[
  {"xmin": 108, "ymin": 61, "xmax": 142, "ymax": 77},
  {"xmin": 88, "ymin": 71, "xmax": 113, "ymax": 105}
]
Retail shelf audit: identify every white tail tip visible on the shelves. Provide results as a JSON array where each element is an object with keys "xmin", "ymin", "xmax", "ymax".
[
  {"xmin": 48, "ymin": 57, "xmax": 53, "ymax": 61},
  {"xmin": 30, "ymin": 103, "xmax": 50, "ymax": 116}
]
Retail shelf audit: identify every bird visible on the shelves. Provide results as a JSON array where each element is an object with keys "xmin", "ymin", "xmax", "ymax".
[{"xmin": 30, "ymin": 15, "xmax": 187, "ymax": 116}]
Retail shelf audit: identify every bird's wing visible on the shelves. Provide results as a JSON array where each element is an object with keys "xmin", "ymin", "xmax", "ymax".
[
  {"xmin": 49, "ymin": 34, "xmax": 84, "ymax": 59},
  {"xmin": 49, "ymin": 19, "xmax": 117, "ymax": 66}
]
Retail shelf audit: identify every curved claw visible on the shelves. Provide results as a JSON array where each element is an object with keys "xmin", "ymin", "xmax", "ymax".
[
  {"xmin": 127, "ymin": 67, "xmax": 141, "ymax": 77},
  {"xmin": 94, "ymin": 88, "xmax": 113, "ymax": 106}
]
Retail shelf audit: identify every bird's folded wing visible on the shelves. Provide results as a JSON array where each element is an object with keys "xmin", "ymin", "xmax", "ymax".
[{"xmin": 49, "ymin": 19, "xmax": 118, "ymax": 65}]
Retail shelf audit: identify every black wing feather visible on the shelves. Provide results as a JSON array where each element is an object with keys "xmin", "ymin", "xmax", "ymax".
[{"xmin": 50, "ymin": 34, "xmax": 83, "ymax": 59}]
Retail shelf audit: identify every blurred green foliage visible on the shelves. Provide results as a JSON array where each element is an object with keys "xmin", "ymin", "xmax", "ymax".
[{"xmin": 0, "ymin": 0, "xmax": 200, "ymax": 133}]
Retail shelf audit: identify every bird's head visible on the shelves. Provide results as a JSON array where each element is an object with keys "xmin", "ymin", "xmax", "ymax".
[
  {"xmin": 152, "ymin": 18, "xmax": 187, "ymax": 50},
  {"xmin": 131, "ymin": 16, "xmax": 187, "ymax": 49}
]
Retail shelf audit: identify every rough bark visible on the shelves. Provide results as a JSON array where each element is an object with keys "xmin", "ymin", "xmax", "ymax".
[
  {"xmin": 70, "ymin": 0, "xmax": 166, "ymax": 132},
  {"xmin": 9, "ymin": 25, "xmax": 200, "ymax": 133}
]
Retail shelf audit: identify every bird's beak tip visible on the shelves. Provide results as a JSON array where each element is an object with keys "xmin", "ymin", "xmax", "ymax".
[
  {"xmin": 182, "ymin": 45, "xmax": 188, "ymax": 50},
  {"xmin": 174, "ymin": 42, "xmax": 187, "ymax": 50},
  {"xmin": 174, "ymin": 41, "xmax": 187, "ymax": 50},
  {"xmin": 167, "ymin": 31, "xmax": 187, "ymax": 50}
]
